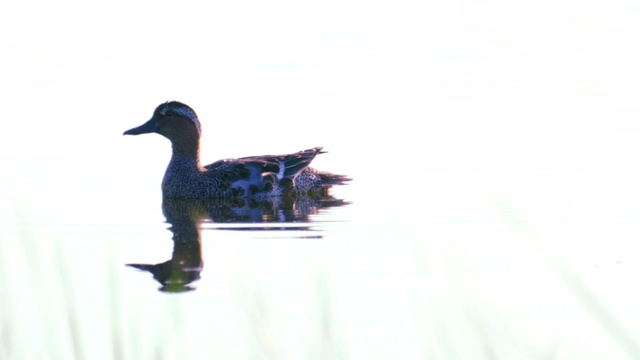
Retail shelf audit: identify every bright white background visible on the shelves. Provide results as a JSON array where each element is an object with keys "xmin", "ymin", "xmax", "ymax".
[{"xmin": 2, "ymin": 0, "xmax": 640, "ymax": 359}]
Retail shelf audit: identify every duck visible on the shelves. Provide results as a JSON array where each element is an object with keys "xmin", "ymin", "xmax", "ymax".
[{"xmin": 123, "ymin": 101, "xmax": 351, "ymax": 199}]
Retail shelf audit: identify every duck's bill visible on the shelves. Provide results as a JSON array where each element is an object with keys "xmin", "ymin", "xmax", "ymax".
[{"xmin": 123, "ymin": 118, "xmax": 157, "ymax": 135}]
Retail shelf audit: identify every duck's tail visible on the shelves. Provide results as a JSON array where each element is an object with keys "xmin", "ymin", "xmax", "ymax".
[
  {"xmin": 291, "ymin": 167, "xmax": 351, "ymax": 196},
  {"xmin": 317, "ymin": 171, "xmax": 352, "ymax": 187}
]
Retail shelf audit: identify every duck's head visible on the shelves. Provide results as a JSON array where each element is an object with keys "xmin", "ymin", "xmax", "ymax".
[{"xmin": 124, "ymin": 101, "xmax": 202, "ymax": 142}]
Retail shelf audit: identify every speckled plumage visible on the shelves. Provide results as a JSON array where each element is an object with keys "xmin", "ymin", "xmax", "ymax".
[{"xmin": 124, "ymin": 101, "xmax": 350, "ymax": 199}]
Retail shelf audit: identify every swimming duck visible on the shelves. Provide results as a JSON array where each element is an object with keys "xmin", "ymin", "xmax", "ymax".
[{"xmin": 123, "ymin": 101, "xmax": 350, "ymax": 199}]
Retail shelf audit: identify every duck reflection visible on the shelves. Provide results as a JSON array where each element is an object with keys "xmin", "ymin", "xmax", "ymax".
[{"xmin": 127, "ymin": 195, "xmax": 349, "ymax": 292}]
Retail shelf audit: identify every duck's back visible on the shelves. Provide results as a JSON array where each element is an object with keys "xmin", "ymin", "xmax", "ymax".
[
  {"xmin": 203, "ymin": 147, "xmax": 331, "ymax": 198},
  {"xmin": 160, "ymin": 147, "xmax": 350, "ymax": 198}
]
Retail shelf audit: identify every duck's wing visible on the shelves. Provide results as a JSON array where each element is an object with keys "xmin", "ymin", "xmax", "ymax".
[
  {"xmin": 238, "ymin": 147, "xmax": 324, "ymax": 179},
  {"xmin": 203, "ymin": 147, "xmax": 324, "ymax": 191}
]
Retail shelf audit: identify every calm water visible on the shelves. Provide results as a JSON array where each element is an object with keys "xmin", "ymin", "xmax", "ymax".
[{"xmin": 2, "ymin": 0, "xmax": 640, "ymax": 359}]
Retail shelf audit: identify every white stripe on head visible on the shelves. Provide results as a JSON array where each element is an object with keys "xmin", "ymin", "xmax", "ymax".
[{"xmin": 159, "ymin": 102, "xmax": 201, "ymax": 134}]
